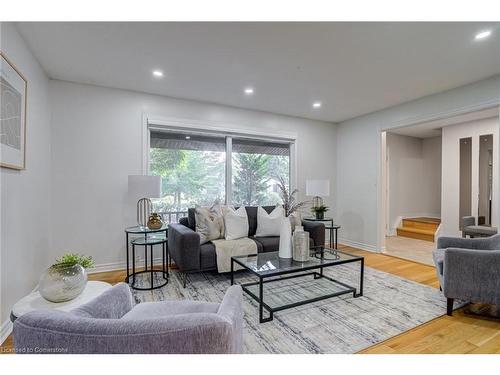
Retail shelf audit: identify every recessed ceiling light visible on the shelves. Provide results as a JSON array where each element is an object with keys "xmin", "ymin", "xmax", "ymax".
[
  {"xmin": 244, "ymin": 87, "xmax": 254, "ymax": 95},
  {"xmin": 475, "ymin": 30, "xmax": 492, "ymax": 40},
  {"xmin": 185, "ymin": 136, "xmax": 191, "ymax": 140},
  {"xmin": 152, "ymin": 70, "xmax": 164, "ymax": 78},
  {"xmin": 312, "ymin": 102, "xmax": 322, "ymax": 108}
]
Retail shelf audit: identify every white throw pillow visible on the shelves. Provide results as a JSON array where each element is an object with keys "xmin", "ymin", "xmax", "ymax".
[
  {"xmin": 195, "ymin": 205, "xmax": 224, "ymax": 244},
  {"xmin": 255, "ymin": 206, "xmax": 285, "ymax": 237},
  {"xmin": 224, "ymin": 206, "xmax": 249, "ymax": 240}
]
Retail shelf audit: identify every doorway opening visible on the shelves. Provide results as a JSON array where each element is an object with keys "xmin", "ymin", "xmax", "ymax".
[{"xmin": 379, "ymin": 106, "xmax": 500, "ymax": 265}]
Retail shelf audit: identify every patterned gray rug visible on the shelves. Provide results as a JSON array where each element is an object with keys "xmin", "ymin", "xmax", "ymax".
[{"xmin": 131, "ymin": 264, "xmax": 454, "ymax": 354}]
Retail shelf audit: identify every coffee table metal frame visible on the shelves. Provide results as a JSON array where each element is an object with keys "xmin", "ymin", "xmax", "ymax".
[{"xmin": 230, "ymin": 247, "xmax": 364, "ymax": 323}]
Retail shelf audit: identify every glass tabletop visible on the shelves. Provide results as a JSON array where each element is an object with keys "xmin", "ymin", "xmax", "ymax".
[
  {"xmin": 303, "ymin": 217, "xmax": 333, "ymax": 221},
  {"xmin": 231, "ymin": 247, "xmax": 362, "ymax": 277},
  {"xmin": 125, "ymin": 224, "xmax": 168, "ymax": 234},
  {"xmin": 131, "ymin": 236, "xmax": 167, "ymax": 245}
]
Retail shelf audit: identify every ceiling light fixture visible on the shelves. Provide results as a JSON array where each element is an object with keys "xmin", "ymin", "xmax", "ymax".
[
  {"xmin": 185, "ymin": 136, "xmax": 191, "ymax": 140},
  {"xmin": 152, "ymin": 70, "xmax": 164, "ymax": 77},
  {"xmin": 244, "ymin": 87, "xmax": 254, "ymax": 95},
  {"xmin": 312, "ymin": 102, "xmax": 322, "ymax": 108},
  {"xmin": 475, "ymin": 30, "xmax": 492, "ymax": 40}
]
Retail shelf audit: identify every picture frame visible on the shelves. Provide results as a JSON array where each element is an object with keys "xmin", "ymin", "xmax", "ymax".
[{"xmin": 1, "ymin": 50, "xmax": 27, "ymax": 170}]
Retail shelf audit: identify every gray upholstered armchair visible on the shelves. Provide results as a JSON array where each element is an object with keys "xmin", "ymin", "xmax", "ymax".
[
  {"xmin": 13, "ymin": 283, "xmax": 243, "ymax": 354},
  {"xmin": 433, "ymin": 234, "xmax": 500, "ymax": 316}
]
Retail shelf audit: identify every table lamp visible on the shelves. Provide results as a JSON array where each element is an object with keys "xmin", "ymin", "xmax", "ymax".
[
  {"xmin": 306, "ymin": 179, "xmax": 330, "ymax": 208},
  {"xmin": 128, "ymin": 175, "xmax": 162, "ymax": 228}
]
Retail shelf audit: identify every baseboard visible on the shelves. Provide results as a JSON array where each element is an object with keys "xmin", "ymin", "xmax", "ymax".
[
  {"xmin": 1, "ymin": 318, "xmax": 13, "ymax": 345},
  {"xmin": 338, "ymin": 237, "xmax": 379, "ymax": 253},
  {"xmin": 88, "ymin": 257, "xmax": 165, "ymax": 274}
]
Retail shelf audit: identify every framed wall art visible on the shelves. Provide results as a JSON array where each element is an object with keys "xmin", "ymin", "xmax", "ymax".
[{"xmin": 1, "ymin": 50, "xmax": 27, "ymax": 170}]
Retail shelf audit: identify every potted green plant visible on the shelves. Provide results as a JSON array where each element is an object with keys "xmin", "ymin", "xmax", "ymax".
[
  {"xmin": 39, "ymin": 253, "xmax": 94, "ymax": 303},
  {"xmin": 311, "ymin": 205, "xmax": 329, "ymax": 220}
]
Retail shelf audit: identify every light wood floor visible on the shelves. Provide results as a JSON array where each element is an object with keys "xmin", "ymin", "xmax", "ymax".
[
  {"xmin": 2, "ymin": 246, "xmax": 499, "ymax": 354},
  {"xmin": 384, "ymin": 236, "xmax": 436, "ymax": 266}
]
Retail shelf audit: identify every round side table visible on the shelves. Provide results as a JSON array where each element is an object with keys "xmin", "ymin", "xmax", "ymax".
[
  {"xmin": 11, "ymin": 281, "xmax": 112, "ymax": 322},
  {"xmin": 125, "ymin": 225, "xmax": 169, "ymax": 291}
]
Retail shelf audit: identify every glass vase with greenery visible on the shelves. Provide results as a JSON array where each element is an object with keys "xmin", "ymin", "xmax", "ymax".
[{"xmin": 39, "ymin": 253, "xmax": 94, "ymax": 303}]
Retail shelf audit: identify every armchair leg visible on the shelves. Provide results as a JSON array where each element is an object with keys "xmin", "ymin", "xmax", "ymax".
[{"xmin": 447, "ymin": 298, "xmax": 454, "ymax": 316}]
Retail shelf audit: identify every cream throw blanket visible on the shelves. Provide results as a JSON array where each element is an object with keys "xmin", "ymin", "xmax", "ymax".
[{"xmin": 212, "ymin": 238, "xmax": 257, "ymax": 273}]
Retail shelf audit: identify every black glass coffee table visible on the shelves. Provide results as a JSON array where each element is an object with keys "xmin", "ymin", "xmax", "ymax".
[{"xmin": 231, "ymin": 247, "xmax": 364, "ymax": 323}]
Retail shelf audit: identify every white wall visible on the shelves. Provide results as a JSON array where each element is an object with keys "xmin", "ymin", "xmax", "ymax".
[
  {"xmin": 386, "ymin": 133, "xmax": 441, "ymax": 234},
  {"xmin": 441, "ymin": 117, "xmax": 499, "ymax": 237},
  {"xmin": 0, "ymin": 23, "xmax": 52, "ymax": 340},
  {"xmin": 422, "ymin": 136, "xmax": 442, "ymax": 218},
  {"xmin": 49, "ymin": 80, "xmax": 337, "ymax": 270},
  {"xmin": 336, "ymin": 74, "xmax": 500, "ymax": 251}
]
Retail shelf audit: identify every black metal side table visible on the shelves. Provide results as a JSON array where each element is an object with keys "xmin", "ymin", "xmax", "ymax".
[
  {"xmin": 125, "ymin": 225, "xmax": 168, "ymax": 290},
  {"xmin": 325, "ymin": 224, "xmax": 341, "ymax": 249},
  {"xmin": 303, "ymin": 217, "xmax": 341, "ymax": 249}
]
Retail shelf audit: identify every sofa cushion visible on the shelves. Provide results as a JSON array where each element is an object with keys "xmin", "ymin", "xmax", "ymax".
[
  {"xmin": 187, "ymin": 208, "xmax": 196, "ymax": 230},
  {"xmin": 194, "ymin": 205, "xmax": 224, "ymax": 244},
  {"xmin": 122, "ymin": 300, "xmax": 219, "ymax": 320},
  {"xmin": 433, "ymin": 248, "xmax": 446, "ymax": 275},
  {"xmin": 252, "ymin": 236, "xmax": 280, "ymax": 252},
  {"xmin": 224, "ymin": 206, "xmax": 249, "ymax": 240},
  {"xmin": 252, "ymin": 236, "xmax": 315, "ymax": 253},
  {"xmin": 245, "ymin": 206, "xmax": 275, "ymax": 237},
  {"xmin": 255, "ymin": 206, "xmax": 284, "ymax": 237}
]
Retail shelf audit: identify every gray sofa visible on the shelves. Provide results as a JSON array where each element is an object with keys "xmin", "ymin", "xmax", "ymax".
[
  {"xmin": 433, "ymin": 234, "xmax": 500, "ymax": 316},
  {"xmin": 13, "ymin": 283, "xmax": 243, "ymax": 354},
  {"xmin": 168, "ymin": 206, "xmax": 325, "ymax": 285}
]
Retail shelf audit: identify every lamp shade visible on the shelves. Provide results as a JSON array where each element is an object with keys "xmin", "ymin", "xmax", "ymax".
[
  {"xmin": 306, "ymin": 179, "xmax": 330, "ymax": 197},
  {"xmin": 128, "ymin": 175, "xmax": 162, "ymax": 201}
]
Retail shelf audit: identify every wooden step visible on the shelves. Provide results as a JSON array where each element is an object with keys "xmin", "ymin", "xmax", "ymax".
[
  {"xmin": 402, "ymin": 217, "xmax": 440, "ymax": 232},
  {"xmin": 397, "ymin": 226, "xmax": 435, "ymax": 242}
]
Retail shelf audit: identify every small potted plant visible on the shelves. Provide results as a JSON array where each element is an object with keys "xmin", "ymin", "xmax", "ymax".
[
  {"xmin": 39, "ymin": 253, "xmax": 94, "ymax": 303},
  {"xmin": 311, "ymin": 205, "xmax": 329, "ymax": 220}
]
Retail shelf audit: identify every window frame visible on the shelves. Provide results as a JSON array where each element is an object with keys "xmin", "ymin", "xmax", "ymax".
[{"xmin": 143, "ymin": 114, "xmax": 297, "ymax": 205}]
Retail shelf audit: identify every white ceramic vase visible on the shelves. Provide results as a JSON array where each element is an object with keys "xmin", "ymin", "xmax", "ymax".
[{"xmin": 278, "ymin": 216, "xmax": 293, "ymax": 258}]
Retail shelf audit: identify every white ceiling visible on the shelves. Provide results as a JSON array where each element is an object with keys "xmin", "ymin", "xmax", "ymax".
[{"xmin": 15, "ymin": 22, "xmax": 500, "ymax": 123}]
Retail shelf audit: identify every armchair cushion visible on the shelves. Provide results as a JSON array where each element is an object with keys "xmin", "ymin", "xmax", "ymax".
[
  {"xmin": 72, "ymin": 282, "xmax": 134, "ymax": 319},
  {"xmin": 122, "ymin": 300, "xmax": 219, "ymax": 320}
]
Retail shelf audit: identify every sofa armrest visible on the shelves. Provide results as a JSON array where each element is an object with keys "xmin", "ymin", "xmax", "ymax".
[
  {"xmin": 72, "ymin": 283, "xmax": 133, "ymax": 319},
  {"xmin": 437, "ymin": 234, "xmax": 500, "ymax": 250},
  {"xmin": 168, "ymin": 223, "xmax": 201, "ymax": 272},
  {"xmin": 443, "ymin": 248, "xmax": 500, "ymax": 305},
  {"xmin": 302, "ymin": 220, "xmax": 325, "ymax": 246},
  {"xmin": 217, "ymin": 285, "xmax": 243, "ymax": 353}
]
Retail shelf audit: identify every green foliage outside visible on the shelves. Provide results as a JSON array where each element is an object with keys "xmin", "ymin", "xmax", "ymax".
[{"xmin": 150, "ymin": 147, "xmax": 289, "ymax": 211}]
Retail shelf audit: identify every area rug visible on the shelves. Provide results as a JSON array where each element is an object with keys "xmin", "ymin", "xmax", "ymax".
[{"xmin": 131, "ymin": 264, "xmax": 455, "ymax": 354}]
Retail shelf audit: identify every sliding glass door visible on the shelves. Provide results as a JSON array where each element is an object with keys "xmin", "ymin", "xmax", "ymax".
[{"xmin": 149, "ymin": 129, "xmax": 292, "ymax": 221}]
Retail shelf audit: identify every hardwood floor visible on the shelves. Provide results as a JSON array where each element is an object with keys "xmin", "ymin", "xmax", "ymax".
[
  {"xmin": 384, "ymin": 236, "xmax": 436, "ymax": 266},
  {"xmin": 2, "ymin": 246, "xmax": 499, "ymax": 354}
]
